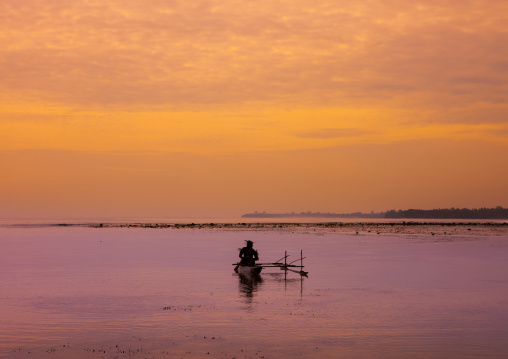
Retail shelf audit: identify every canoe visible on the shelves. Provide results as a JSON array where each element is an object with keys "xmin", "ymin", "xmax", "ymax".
[
  {"xmin": 235, "ymin": 264, "xmax": 263, "ymax": 276},
  {"xmin": 233, "ymin": 250, "xmax": 308, "ymax": 277}
]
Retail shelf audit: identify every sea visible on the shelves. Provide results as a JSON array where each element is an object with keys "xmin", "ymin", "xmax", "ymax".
[{"xmin": 1, "ymin": 218, "xmax": 507, "ymax": 358}]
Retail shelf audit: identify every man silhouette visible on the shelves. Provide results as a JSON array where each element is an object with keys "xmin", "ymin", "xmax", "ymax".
[{"xmin": 239, "ymin": 240, "xmax": 259, "ymax": 266}]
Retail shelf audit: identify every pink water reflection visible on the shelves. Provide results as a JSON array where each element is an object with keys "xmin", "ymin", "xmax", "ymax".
[{"xmin": 1, "ymin": 225, "xmax": 508, "ymax": 358}]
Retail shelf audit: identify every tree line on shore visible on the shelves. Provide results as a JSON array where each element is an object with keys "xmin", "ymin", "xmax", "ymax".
[
  {"xmin": 384, "ymin": 206, "xmax": 508, "ymax": 219},
  {"xmin": 242, "ymin": 207, "xmax": 508, "ymax": 219}
]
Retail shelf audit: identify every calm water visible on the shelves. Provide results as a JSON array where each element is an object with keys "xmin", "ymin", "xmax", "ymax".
[{"xmin": 1, "ymin": 225, "xmax": 508, "ymax": 358}]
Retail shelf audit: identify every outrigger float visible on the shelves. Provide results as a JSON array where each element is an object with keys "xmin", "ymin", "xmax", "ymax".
[{"xmin": 234, "ymin": 250, "xmax": 308, "ymax": 277}]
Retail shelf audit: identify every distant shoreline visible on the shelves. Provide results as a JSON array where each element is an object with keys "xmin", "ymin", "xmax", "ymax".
[
  {"xmin": 242, "ymin": 207, "xmax": 508, "ymax": 220},
  {"xmin": 3, "ymin": 221, "xmax": 507, "ymax": 237}
]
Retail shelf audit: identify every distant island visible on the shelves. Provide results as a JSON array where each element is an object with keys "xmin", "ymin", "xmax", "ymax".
[
  {"xmin": 384, "ymin": 207, "xmax": 508, "ymax": 219},
  {"xmin": 242, "ymin": 207, "xmax": 508, "ymax": 219}
]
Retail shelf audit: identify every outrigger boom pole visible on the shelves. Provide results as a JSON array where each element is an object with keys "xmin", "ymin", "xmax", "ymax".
[{"xmin": 251, "ymin": 250, "xmax": 308, "ymax": 277}]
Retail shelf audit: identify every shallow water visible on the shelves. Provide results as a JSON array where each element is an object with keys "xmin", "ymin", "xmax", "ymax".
[{"xmin": 1, "ymin": 225, "xmax": 508, "ymax": 358}]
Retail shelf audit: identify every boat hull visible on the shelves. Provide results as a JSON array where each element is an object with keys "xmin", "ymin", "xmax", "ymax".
[{"xmin": 235, "ymin": 264, "xmax": 262, "ymax": 276}]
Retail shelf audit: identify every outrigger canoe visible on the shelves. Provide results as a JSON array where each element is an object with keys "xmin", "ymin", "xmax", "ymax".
[{"xmin": 233, "ymin": 250, "xmax": 308, "ymax": 277}]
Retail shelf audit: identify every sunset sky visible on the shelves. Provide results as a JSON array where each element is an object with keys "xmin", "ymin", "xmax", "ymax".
[{"xmin": 1, "ymin": 0, "xmax": 507, "ymax": 219}]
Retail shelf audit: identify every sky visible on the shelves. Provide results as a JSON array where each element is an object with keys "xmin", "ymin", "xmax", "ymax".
[{"xmin": 1, "ymin": 0, "xmax": 507, "ymax": 219}]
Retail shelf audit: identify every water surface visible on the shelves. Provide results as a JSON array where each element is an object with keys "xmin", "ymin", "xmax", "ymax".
[{"xmin": 1, "ymin": 225, "xmax": 507, "ymax": 358}]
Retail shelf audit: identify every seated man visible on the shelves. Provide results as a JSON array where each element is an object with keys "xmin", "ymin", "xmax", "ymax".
[{"xmin": 239, "ymin": 240, "xmax": 259, "ymax": 266}]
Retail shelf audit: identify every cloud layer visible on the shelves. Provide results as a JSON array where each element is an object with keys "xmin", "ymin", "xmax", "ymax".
[{"xmin": 2, "ymin": 0, "xmax": 507, "ymax": 111}]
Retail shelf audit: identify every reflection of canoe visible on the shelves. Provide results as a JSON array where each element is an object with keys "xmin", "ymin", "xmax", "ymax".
[{"xmin": 235, "ymin": 264, "xmax": 263, "ymax": 276}]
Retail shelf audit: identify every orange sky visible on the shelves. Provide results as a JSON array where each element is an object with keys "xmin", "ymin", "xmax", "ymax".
[{"xmin": 1, "ymin": 0, "xmax": 507, "ymax": 218}]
